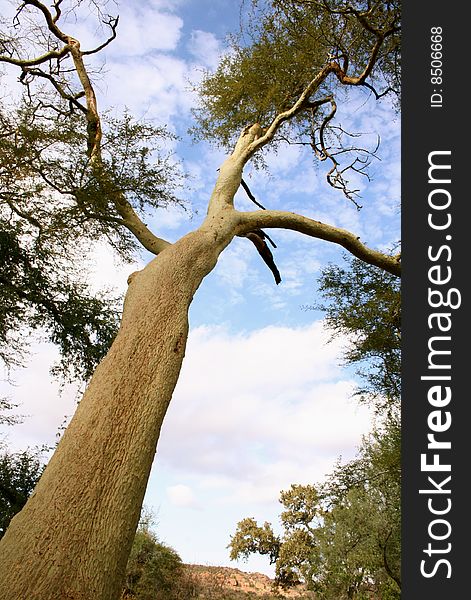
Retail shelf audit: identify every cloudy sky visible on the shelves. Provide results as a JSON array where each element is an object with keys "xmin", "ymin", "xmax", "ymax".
[{"xmin": 0, "ymin": 0, "xmax": 400, "ymax": 576}]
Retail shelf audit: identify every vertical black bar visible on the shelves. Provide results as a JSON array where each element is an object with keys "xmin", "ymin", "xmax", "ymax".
[{"xmin": 402, "ymin": 1, "xmax": 468, "ymax": 597}]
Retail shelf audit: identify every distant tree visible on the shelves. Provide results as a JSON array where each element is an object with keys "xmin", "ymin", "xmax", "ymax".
[
  {"xmin": 0, "ymin": 447, "xmax": 44, "ymax": 539},
  {"xmin": 0, "ymin": 1, "xmax": 400, "ymax": 597},
  {"xmin": 229, "ymin": 517, "xmax": 282, "ymax": 569},
  {"xmin": 230, "ymin": 425, "xmax": 400, "ymax": 598},
  {"xmin": 315, "ymin": 255, "xmax": 400, "ymax": 415},
  {"xmin": 230, "ymin": 257, "xmax": 401, "ymax": 598}
]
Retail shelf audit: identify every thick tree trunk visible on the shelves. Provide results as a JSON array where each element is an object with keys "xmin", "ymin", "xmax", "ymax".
[
  {"xmin": 0, "ymin": 220, "xmax": 235, "ymax": 599},
  {"xmin": 0, "ymin": 118, "xmax": 398, "ymax": 597}
]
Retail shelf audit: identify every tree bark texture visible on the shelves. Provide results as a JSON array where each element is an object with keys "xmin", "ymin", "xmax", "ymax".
[{"xmin": 0, "ymin": 220, "xmax": 236, "ymax": 599}]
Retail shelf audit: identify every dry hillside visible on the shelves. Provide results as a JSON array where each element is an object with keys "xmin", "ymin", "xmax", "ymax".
[{"xmin": 184, "ymin": 565, "xmax": 315, "ymax": 599}]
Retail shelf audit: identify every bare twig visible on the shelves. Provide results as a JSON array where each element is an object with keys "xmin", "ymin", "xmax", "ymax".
[
  {"xmin": 240, "ymin": 178, "xmax": 267, "ymax": 210},
  {"xmin": 52, "ymin": 0, "xmax": 64, "ymax": 24},
  {"xmin": 19, "ymin": 67, "xmax": 87, "ymax": 113},
  {"xmin": 82, "ymin": 15, "xmax": 119, "ymax": 56},
  {"xmin": 21, "ymin": 0, "xmax": 69, "ymax": 43}
]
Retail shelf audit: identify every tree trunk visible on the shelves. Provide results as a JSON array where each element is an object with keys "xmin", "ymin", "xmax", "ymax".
[{"xmin": 0, "ymin": 219, "xmax": 235, "ymax": 599}]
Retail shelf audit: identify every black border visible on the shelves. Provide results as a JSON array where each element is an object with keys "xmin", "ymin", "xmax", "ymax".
[{"xmin": 402, "ymin": 1, "xmax": 468, "ymax": 596}]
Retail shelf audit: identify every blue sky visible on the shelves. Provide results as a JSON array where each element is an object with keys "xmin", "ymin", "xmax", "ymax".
[{"xmin": 0, "ymin": 0, "xmax": 400, "ymax": 576}]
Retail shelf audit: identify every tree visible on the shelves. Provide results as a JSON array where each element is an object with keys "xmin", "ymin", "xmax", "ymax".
[
  {"xmin": 122, "ymin": 526, "xmax": 190, "ymax": 600},
  {"xmin": 0, "ymin": 81, "xmax": 181, "ymax": 380},
  {"xmin": 315, "ymin": 255, "xmax": 401, "ymax": 415},
  {"xmin": 0, "ymin": 1, "xmax": 400, "ymax": 598},
  {"xmin": 229, "ymin": 428, "xmax": 400, "ymax": 598},
  {"xmin": 0, "ymin": 446, "xmax": 44, "ymax": 539},
  {"xmin": 313, "ymin": 256, "xmax": 401, "ymax": 597},
  {"xmin": 315, "ymin": 423, "xmax": 400, "ymax": 600},
  {"xmin": 230, "ymin": 257, "xmax": 401, "ymax": 598},
  {"xmin": 229, "ymin": 485, "xmax": 320, "ymax": 588}
]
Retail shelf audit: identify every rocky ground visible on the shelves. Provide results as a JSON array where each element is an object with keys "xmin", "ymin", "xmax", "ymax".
[{"xmin": 184, "ymin": 565, "xmax": 315, "ymax": 599}]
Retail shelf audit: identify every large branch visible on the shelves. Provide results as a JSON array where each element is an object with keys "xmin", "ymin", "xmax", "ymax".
[
  {"xmin": 235, "ymin": 210, "xmax": 401, "ymax": 277},
  {"xmin": 240, "ymin": 57, "xmax": 377, "ymax": 161},
  {"xmin": 65, "ymin": 40, "xmax": 171, "ymax": 255},
  {"xmin": 239, "ymin": 6, "xmax": 398, "ymax": 163},
  {"xmin": 112, "ymin": 198, "xmax": 171, "ymax": 256},
  {"xmin": 82, "ymin": 16, "xmax": 119, "ymax": 56},
  {"xmin": 65, "ymin": 37, "xmax": 102, "ymax": 161},
  {"xmin": 243, "ymin": 66, "xmax": 336, "ymax": 161},
  {"xmin": 0, "ymin": 46, "xmax": 70, "ymax": 68},
  {"xmin": 20, "ymin": 0, "xmax": 69, "ymax": 43}
]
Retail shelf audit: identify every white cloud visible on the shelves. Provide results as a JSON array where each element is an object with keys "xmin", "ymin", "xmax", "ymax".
[
  {"xmin": 148, "ymin": 205, "xmax": 191, "ymax": 238},
  {"xmin": 148, "ymin": 0, "xmax": 186, "ymax": 10},
  {"xmin": 215, "ymin": 243, "xmax": 250, "ymax": 290},
  {"xmin": 107, "ymin": 5, "xmax": 183, "ymax": 56},
  {"xmin": 264, "ymin": 143, "xmax": 303, "ymax": 174},
  {"xmin": 100, "ymin": 53, "xmax": 192, "ymax": 122},
  {"xmin": 167, "ymin": 484, "xmax": 200, "ymax": 509},
  {"xmin": 156, "ymin": 321, "xmax": 372, "ymax": 504},
  {"xmin": 86, "ymin": 242, "xmax": 144, "ymax": 294},
  {"xmin": 187, "ymin": 30, "xmax": 221, "ymax": 70}
]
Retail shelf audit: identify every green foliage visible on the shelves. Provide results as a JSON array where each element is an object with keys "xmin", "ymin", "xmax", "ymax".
[
  {"xmin": 0, "ymin": 98, "xmax": 184, "ymax": 254},
  {"xmin": 0, "ymin": 220, "xmax": 120, "ymax": 380},
  {"xmin": 315, "ymin": 255, "xmax": 401, "ymax": 414},
  {"xmin": 229, "ymin": 518, "xmax": 281, "ymax": 565},
  {"xmin": 280, "ymin": 484, "xmax": 321, "ymax": 530},
  {"xmin": 313, "ymin": 423, "xmax": 401, "ymax": 599},
  {"xmin": 230, "ymin": 257, "xmax": 401, "ymax": 598},
  {"xmin": 230, "ymin": 486, "xmax": 317, "ymax": 588},
  {"xmin": 192, "ymin": 0, "xmax": 400, "ymax": 149},
  {"xmin": 0, "ymin": 447, "xmax": 44, "ymax": 539},
  {"xmin": 101, "ymin": 112, "xmax": 185, "ymax": 216},
  {"xmin": 0, "ymin": 0, "xmax": 187, "ymax": 379},
  {"xmin": 122, "ymin": 527, "xmax": 194, "ymax": 600},
  {"xmin": 0, "ymin": 93, "xmax": 184, "ymax": 380},
  {"xmin": 230, "ymin": 427, "xmax": 400, "ymax": 598}
]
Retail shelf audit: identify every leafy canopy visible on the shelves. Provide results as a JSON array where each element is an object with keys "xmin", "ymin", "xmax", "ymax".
[
  {"xmin": 192, "ymin": 0, "xmax": 400, "ymax": 147},
  {"xmin": 0, "ymin": 4, "xmax": 186, "ymax": 380},
  {"xmin": 315, "ymin": 255, "xmax": 400, "ymax": 414}
]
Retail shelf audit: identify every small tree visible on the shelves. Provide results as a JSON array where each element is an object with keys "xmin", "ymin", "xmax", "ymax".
[
  {"xmin": 122, "ymin": 527, "xmax": 190, "ymax": 600},
  {"xmin": 0, "ymin": 447, "xmax": 44, "ymax": 539}
]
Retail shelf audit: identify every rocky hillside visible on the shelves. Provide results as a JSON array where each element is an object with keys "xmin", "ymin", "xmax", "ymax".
[{"xmin": 184, "ymin": 565, "xmax": 315, "ymax": 599}]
